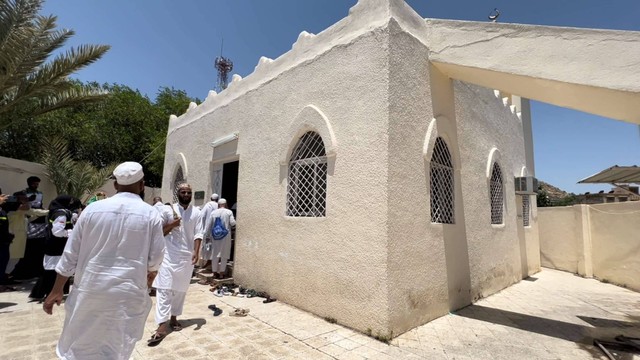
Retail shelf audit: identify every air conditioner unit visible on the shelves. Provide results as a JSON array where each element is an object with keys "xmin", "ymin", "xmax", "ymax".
[{"xmin": 514, "ymin": 176, "xmax": 538, "ymax": 195}]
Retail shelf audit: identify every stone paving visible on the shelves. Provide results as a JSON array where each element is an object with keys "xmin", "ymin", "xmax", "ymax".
[{"xmin": 1, "ymin": 268, "xmax": 639, "ymax": 359}]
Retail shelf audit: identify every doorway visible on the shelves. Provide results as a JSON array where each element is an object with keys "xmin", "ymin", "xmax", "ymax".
[
  {"xmin": 220, "ymin": 160, "xmax": 239, "ymax": 262},
  {"xmin": 221, "ymin": 161, "xmax": 239, "ymax": 216}
]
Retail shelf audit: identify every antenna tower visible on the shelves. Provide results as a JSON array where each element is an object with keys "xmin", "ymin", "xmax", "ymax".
[{"xmin": 215, "ymin": 39, "xmax": 233, "ymax": 92}]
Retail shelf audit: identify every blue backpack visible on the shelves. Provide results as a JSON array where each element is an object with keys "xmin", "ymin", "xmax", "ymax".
[{"xmin": 211, "ymin": 217, "xmax": 228, "ymax": 240}]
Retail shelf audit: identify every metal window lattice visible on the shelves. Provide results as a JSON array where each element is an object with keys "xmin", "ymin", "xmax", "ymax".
[
  {"xmin": 522, "ymin": 195, "xmax": 530, "ymax": 227},
  {"xmin": 490, "ymin": 163, "xmax": 504, "ymax": 224},
  {"xmin": 287, "ymin": 131, "xmax": 327, "ymax": 217},
  {"xmin": 172, "ymin": 166, "xmax": 185, "ymax": 202},
  {"xmin": 430, "ymin": 137, "xmax": 455, "ymax": 224}
]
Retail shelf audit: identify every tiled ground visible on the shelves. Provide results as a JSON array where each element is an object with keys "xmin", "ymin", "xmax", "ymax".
[{"xmin": 1, "ymin": 268, "xmax": 639, "ymax": 359}]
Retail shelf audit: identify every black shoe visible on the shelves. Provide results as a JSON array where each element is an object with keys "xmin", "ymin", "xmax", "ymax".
[{"xmin": 208, "ymin": 304, "xmax": 223, "ymax": 316}]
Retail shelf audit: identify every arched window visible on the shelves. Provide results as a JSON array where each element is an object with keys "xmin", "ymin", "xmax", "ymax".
[
  {"xmin": 287, "ymin": 131, "xmax": 327, "ymax": 217},
  {"xmin": 430, "ymin": 137, "xmax": 454, "ymax": 224},
  {"xmin": 172, "ymin": 166, "xmax": 185, "ymax": 202},
  {"xmin": 490, "ymin": 163, "xmax": 504, "ymax": 224}
]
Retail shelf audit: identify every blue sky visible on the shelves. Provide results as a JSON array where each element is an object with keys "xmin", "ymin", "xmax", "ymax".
[{"xmin": 42, "ymin": 0, "xmax": 640, "ymax": 194}]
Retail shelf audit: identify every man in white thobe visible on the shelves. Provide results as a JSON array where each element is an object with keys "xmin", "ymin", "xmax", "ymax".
[
  {"xmin": 150, "ymin": 183, "xmax": 201, "ymax": 342},
  {"xmin": 152, "ymin": 196, "xmax": 164, "ymax": 211},
  {"xmin": 195, "ymin": 193, "xmax": 218, "ymax": 274},
  {"xmin": 43, "ymin": 162, "xmax": 165, "ymax": 360},
  {"xmin": 148, "ymin": 196, "xmax": 171, "ymax": 295},
  {"xmin": 199, "ymin": 198, "xmax": 236, "ymax": 279}
]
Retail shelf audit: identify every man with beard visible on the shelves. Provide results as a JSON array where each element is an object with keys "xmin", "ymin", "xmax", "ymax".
[
  {"xmin": 43, "ymin": 161, "xmax": 165, "ymax": 359},
  {"xmin": 149, "ymin": 183, "xmax": 201, "ymax": 344}
]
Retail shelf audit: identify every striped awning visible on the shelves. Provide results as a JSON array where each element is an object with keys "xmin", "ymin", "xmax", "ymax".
[{"xmin": 578, "ymin": 165, "xmax": 640, "ymax": 184}]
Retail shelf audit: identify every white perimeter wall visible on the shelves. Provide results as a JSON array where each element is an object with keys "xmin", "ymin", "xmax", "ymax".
[
  {"xmin": 539, "ymin": 202, "xmax": 640, "ymax": 291},
  {"xmin": 0, "ymin": 156, "xmax": 57, "ymax": 203}
]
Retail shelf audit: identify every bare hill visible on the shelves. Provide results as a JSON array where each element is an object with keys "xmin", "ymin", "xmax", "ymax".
[{"xmin": 538, "ymin": 181, "xmax": 571, "ymax": 202}]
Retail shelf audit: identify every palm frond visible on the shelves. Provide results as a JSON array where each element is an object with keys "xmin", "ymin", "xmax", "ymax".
[{"xmin": 0, "ymin": 0, "xmax": 109, "ymax": 123}]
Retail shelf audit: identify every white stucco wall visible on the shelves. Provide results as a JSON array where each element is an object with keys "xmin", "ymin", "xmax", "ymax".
[
  {"xmin": 162, "ymin": 0, "xmax": 540, "ymax": 336},
  {"xmin": 523, "ymin": 196, "xmax": 541, "ymax": 275},
  {"xmin": 163, "ymin": 24, "xmax": 392, "ymax": 334},
  {"xmin": 454, "ymin": 81, "xmax": 528, "ymax": 301},
  {"xmin": 386, "ymin": 21, "xmax": 449, "ymax": 335},
  {"xmin": 590, "ymin": 202, "xmax": 640, "ymax": 291},
  {"xmin": 538, "ymin": 206, "xmax": 582, "ymax": 273},
  {"xmin": 0, "ymin": 156, "xmax": 57, "ymax": 203}
]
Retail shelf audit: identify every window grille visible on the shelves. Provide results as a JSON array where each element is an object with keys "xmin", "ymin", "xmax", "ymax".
[
  {"xmin": 490, "ymin": 163, "xmax": 504, "ymax": 224},
  {"xmin": 287, "ymin": 131, "xmax": 327, "ymax": 217},
  {"xmin": 430, "ymin": 137, "xmax": 455, "ymax": 224},
  {"xmin": 522, "ymin": 195, "xmax": 530, "ymax": 227},
  {"xmin": 172, "ymin": 166, "xmax": 185, "ymax": 202}
]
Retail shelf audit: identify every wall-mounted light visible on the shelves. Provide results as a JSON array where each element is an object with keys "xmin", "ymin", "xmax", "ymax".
[{"xmin": 210, "ymin": 132, "xmax": 239, "ymax": 148}]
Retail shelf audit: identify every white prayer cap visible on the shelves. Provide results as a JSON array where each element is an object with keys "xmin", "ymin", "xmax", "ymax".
[
  {"xmin": 218, "ymin": 198, "xmax": 227, "ymax": 205},
  {"xmin": 211, "ymin": 193, "xmax": 219, "ymax": 201},
  {"xmin": 113, "ymin": 162, "xmax": 144, "ymax": 185}
]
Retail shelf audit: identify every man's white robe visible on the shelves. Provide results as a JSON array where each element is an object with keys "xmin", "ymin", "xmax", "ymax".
[
  {"xmin": 55, "ymin": 192, "xmax": 165, "ymax": 360},
  {"xmin": 153, "ymin": 203, "xmax": 200, "ymax": 293},
  {"xmin": 195, "ymin": 200, "xmax": 218, "ymax": 260},
  {"xmin": 204, "ymin": 208, "xmax": 236, "ymax": 273}
]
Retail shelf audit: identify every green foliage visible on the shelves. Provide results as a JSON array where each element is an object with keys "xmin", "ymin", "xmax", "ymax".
[
  {"xmin": 0, "ymin": 0, "xmax": 109, "ymax": 127},
  {"xmin": 554, "ymin": 194, "xmax": 577, "ymax": 207},
  {"xmin": 40, "ymin": 136, "xmax": 116, "ymax": 201},
  {"xmin": 0, "ymin": 81, "xmax": 199, "ymax": 187},
  {"xmin": 536, "ymin": 186, "xmax": 552, "ymax": 207},
  {"xmin": 536, "ymin": 186, "xmax": 577, "ymax": 207}
]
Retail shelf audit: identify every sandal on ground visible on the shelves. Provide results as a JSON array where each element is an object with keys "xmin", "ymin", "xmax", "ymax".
[
  {"xmin": 197, "ymin": 279, "xmax": 209, "ymax": 285},
  {"xmin": 170, "ymin": 322, "xmax": 183, "ymax": 331},
  {"xmin": 263, "ymin": 297, "xmax": 277, "ymax": 304},
  {"xmin": 230, "ymin": 308, "xmax": 250, "ymax": 317},
  {"xmin": 208, "ymin": 304, "xmax": 223, "ymax": 316},
  {"xmin": 147, "ymin": 332, "xmax": 167, "ymax": 345}
]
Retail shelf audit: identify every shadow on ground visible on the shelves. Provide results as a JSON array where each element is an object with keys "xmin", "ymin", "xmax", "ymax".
[{"xmin": 457, "ymin": 304, "xmax": 640, "ymax": 359}]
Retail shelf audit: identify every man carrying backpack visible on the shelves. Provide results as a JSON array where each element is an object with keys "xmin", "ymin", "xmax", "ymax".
[{"xmin": 201, "ymin": 198, "xmax": 235, "ymax": 280}]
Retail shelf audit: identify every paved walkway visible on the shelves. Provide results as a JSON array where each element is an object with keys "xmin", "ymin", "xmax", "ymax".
[{"xmin": 1, "ymin": 268, "xmax": 639, "ymax": 359}]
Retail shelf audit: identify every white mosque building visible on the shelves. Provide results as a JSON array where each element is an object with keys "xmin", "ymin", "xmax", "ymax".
[{"xmin": 161, "ymin": 0, "xmax": 640, "ymax": 336}]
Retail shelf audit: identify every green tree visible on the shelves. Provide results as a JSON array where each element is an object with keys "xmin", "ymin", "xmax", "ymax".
[
  {"xmin": 0, "ymin": 81, "xmax": 199, "ymax": 187},
  {"xmin": 143, "ymin": 87, "xmax": 199, "ymax": 184},
  {"xmin": 40, "ymin": 136, "xmax": 116, "ymax": 201},
  {"xmin": 536, "ymin": 186, "xmax": 551, "ymax": 207},
  {"xmin": 0, "ymin": 0, "xmax": 109, "ymax": 128}
]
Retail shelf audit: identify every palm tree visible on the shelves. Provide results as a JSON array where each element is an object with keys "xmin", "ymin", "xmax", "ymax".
[
  {"xmin": 40, "ymin": 136, "xmax": 116, "ymax": 202},
  {"xmin": 0, "ymin": 0, "xmax": 110, "ymax": 128}
]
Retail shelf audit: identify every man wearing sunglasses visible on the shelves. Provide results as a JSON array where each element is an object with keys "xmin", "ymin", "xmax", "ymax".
[{"xmin": 149, "ymin": 183, "xmax": 201, "ymax": 344}]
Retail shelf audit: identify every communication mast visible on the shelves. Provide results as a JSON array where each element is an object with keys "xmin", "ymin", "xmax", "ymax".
[{"xmin": 215, "ymin": 39, "xmax": 233, "ymax": 92}]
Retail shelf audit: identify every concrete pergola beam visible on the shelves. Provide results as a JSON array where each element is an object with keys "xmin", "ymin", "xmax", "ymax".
[{"xmin": 426, "ymin": 19, "xmax": 640, "ymax": 124}]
